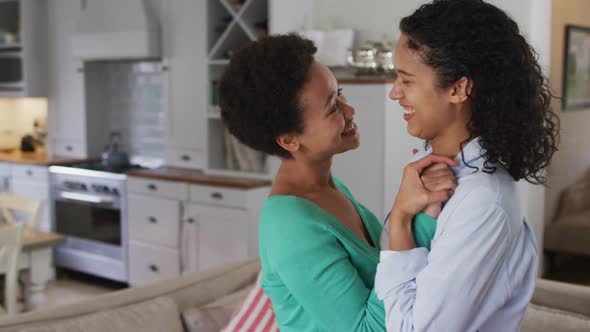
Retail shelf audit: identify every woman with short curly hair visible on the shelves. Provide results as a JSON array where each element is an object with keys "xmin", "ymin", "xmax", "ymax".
[
  {"xmin": 376, "ymin": 0, "xmax": 559, "ymax": 331},
  {"xmin": 219, "ymin": 34, "xmax": 456, "ymax": 331}
]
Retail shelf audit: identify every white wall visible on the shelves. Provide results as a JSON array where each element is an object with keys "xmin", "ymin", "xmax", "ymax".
[
  {"xmin": 313, "ymin": 0, "xmax": 548, "ymax": 50},
  {"xmin": 0, "ymin": 99, "xmax": 47, "ymax": 138},
  {"xmin": 312, "ymin": 0, "xmax": 426, "ymax": 45},
  {"xmin": 545, "ymin": 0, "xmax": 590, "ymax": 226}
]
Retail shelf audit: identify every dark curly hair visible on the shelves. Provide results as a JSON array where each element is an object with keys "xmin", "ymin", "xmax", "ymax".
[
  {"xmin": 401, "ymin": 0, "xmax": 559, "ymax": 184},
  {"xmin": 218, "ymin": 34, "xmax": 317, "ymax": 159}
]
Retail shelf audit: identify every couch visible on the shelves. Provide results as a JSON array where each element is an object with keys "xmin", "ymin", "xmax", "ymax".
[
  {"xmin": 0, "ymin": 258, "xmax": 589, "ymax": 332},
  {"xmin": 544, "ymin": 169, "xmax": 590, "ymax": 260}
]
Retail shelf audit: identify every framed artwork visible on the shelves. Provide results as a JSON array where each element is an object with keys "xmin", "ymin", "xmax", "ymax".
[{"xmin": 563, "ymin": 25, "xmax": 590, "ymax": 110}]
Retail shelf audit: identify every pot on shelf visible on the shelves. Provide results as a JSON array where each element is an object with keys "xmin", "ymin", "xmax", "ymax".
[{"xmin": 347, "ymin": 41, "xmax": 396, "ymax": 76}]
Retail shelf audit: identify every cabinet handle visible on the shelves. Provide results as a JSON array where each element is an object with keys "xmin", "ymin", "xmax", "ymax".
[
  {"xmin": 148, "ymin": 216, "xmax": 157, "ymax": 224},
  {"xmin": 25, "ymin": 170, "xmax": 33, "ymax": 176},
  {"xmin": 147, "ymin": 184, "xmax": 158, "ymax": 191},
  {"xmin": 186, "ymin": 217, "xmax": 195, "ymax": 224},
  {"xmin": 181, "ymin": 154, "xmax": 191, "ymax": 161},
  {"xmin": 66, "ymin": 145, "xmax": 73, "ymax": 152},
  {"xmin": 149, "ymin": 264, "xmax": 159, "ymax": 273},
  {"xmin": 210, "ymin": 192, "xmax": 223, "ymax": 200}
]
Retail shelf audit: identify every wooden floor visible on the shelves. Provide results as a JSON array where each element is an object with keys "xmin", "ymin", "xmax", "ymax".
[{"xmin": 31, "ymin": 269, "xmax": 126, "ymax": 312}]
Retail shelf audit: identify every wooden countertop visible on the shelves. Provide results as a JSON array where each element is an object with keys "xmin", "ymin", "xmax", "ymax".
[
  {"xmin": 0, "ymin": 149, "xmax": 81, "ymax": 166},
  {"xmin": 334, "ymin": 68, "xmax": 396, "ymax": 84},
  {"xmin": 126, "ymin": 167, "xmax": 272, "ymax": 189},
  {"xmin": 337, "ymin": 76, "xmax": 396, "ymax": 84}
]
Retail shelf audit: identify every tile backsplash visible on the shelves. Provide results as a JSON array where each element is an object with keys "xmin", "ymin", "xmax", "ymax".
[
  {"xmin": 84, "ymin": 60, "xmax": 165, "ymax": 166},
  {"xmin": 0, "ymin": 98, "xmax": 47, "ymax": 148}
]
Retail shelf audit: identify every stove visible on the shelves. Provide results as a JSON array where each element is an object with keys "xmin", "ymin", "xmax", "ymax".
[
  {"xmin": 48, "ymin": 160, "xmax": 146, "ymax": 283},
  {"xmin": 56, "ymin": 159, "xmax": 146, "ymax": 174}
]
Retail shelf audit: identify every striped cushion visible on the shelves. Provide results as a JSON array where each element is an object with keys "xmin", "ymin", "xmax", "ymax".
[{"xmin": 222, "ymin": 273, "xmax": 279, "ymax": 332}]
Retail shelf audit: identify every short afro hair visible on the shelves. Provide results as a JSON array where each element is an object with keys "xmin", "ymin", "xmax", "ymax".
[{"xmin": 219, "ymin": 34, "xmax": 317, "ymax": 159}]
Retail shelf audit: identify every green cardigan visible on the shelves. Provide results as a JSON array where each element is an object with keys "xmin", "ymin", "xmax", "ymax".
[{"xmin": 259, "ymin": 177, "xmax": 436, "ymax": 332}]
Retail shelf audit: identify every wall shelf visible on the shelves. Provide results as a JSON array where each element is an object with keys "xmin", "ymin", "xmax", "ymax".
[
  {"xmin": 0, "ymin": 43, "xmax": 21, "ymax": 50},
  {"xmin": 203, "ymin": 0, "xmax": 312, "ymax": 180},
  {"xmin": 205, "ymin": 0, "xmax": 272, "ymax": 179}
]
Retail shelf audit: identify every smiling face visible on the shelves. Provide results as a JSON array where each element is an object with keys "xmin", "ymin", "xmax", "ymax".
[
  {"xmin": 288, "ymin": 61, "xmax": 360, "ymax": 160},
  {"xmin": 389, "ymin": 34, "xmax": 461, "ymax": 142}
]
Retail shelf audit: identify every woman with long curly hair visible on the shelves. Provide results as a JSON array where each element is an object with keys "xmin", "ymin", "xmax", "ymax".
[{"xmin": 376, "ymin": 0, "xmax": 559, "ymax": 331}]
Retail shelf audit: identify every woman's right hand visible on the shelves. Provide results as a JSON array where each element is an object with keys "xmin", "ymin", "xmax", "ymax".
[{"xmin": 391, "ymin": 154, "xmax": 458, "ymax": 221}]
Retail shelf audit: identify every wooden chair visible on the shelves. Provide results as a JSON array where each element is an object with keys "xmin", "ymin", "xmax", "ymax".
[
  {"xmin": 0, "ymin": 223, "xmax": 24, "ymax": 315},
  {"xmin": 0, "ymin": 192, "xmax": 43, "ymax": 231}
]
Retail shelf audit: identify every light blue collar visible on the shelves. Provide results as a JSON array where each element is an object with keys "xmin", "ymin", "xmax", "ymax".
[
  {"xmin": 415, "ymin": 137, "xmax": 488, "ymax": 180},
  {"xmin": 451, "ymin": 138, "xmax": 488, "ymax": 179}
]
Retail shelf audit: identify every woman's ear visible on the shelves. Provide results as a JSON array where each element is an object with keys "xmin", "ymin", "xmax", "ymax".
[
  {"xmin": 449, "ymin": 77, "xmax": 472, "ymax": 104},
  {"xmin": 276, "ymin": 133, "xmax": 300, "ymax": 153}
]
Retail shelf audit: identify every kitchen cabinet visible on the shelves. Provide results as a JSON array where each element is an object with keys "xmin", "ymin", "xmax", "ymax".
[
  {"xmin": 0, "ymin": 162, "xmax": 11, "ymax": 192},
  {"xmin": 127, "ymin": 175, "xmax": 269, "ymax": 286},
  {"xmin": 128, "ymin": 241, "xmax": 180, "ymax": 286},
  {"xmin": 0, "ymin": 0, "xmax": 48, "ymax": 98},
  {"xmin": 331, "ymin": 83, "xmax": 422, "ymax": 221},
  {"xmin": 181, "ymin": 184, "xmax": 267, "ymax": 273},
  {"xmin": 9, "ymin": 164, "xmax": 50, "ymax": 231},
  {"xmin": 47, "ymin": 0, "xmax": 106, "ymax": 159},
  {"xmin": 127, "ymin": 177, "xmax": 188, "ymax": 286},
  {"xmin": 128, "ymin": 195, "xmax": 181, "ymax": 249},
  {"xmin": 160, "ymin": 0, "xmax": 207, "ymax": 169},
  {"xmin": 46, "ymin": 0, "xmax": 86, "ymax": 158},
  {"xmin": 182, "ymin": 204, "xmax": 250, "ymax": 272}
]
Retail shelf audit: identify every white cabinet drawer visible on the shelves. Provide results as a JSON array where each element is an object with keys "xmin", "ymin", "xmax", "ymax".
[
  {"xmin": 0, "ymin": 162, "xmax": 11, "ymax": 176},
  {"xmin": 166, "ymin": 149, "xmax": 204, "ymax": 170},
  {"xmin": 128, "ymin": 241, "xmax": 180, "ymax": 286},
  {"xmin": 127, "ymin": 177, "xmax": 188, "ymax": 200},
  {"xmin": 128, "ymin": 195, "xmax": 180, "ymax": 249},
  {"xmin": 54, "ymin": 140, "xmax": 86, "ymax": 158},
  {"xmin": 11, "ymin": 165, "xmax": 48, "ymax": 182},
  {"xmin": 189, "ymin": 185, "xmax": 246, "ymax": 209}
]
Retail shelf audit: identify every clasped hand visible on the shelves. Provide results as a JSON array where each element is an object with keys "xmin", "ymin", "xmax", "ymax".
[{"xmin": 392, "ymin": 154, "xmax": 458, "ymax": 221}]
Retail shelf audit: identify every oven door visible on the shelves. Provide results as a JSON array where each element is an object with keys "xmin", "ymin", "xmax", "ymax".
[{"xmin": 52, "ymin": 190, "xmax": 127, "ymax": 282}]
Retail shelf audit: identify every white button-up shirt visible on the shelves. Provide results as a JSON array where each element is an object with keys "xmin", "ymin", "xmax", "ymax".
[{"xmin": 377, "ymin": 138, "xmax": 538, "ymax": 332}]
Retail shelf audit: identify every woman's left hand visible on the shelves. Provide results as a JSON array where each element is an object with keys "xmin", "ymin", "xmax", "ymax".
[
  {"xmin": 420, "ymin": 163, "xmax": 457, "ymax": 218},
  {"xmin": 387, "ymin": 154, "xmax": 458, "ymax": 251},
  {"xmin": 391, "ymin": 154, "xmax": 459, "ymax": 222}
]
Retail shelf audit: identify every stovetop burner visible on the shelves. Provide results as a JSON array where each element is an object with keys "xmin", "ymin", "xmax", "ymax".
[{"xmin": 62, "ymin": 160, "xmax": 147, "ymax": 174}]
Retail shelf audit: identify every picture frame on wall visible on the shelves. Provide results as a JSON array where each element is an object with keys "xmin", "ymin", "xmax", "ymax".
[{"xmin": 563, "ymin": 25, "xmax": 590, "ymax": 111}]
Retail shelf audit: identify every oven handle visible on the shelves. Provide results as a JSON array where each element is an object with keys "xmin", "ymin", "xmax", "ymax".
[{"xmin": 58, "ymin": 191, "xmax": 115, "ymax": 205}]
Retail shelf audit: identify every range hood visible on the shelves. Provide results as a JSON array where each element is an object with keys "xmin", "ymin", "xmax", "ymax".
[{"xmin": 72, "ymin": 0, "xmax": 160, "ymax": 60}]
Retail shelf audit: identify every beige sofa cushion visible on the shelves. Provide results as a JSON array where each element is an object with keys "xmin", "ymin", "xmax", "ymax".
[
  {"xmin": 0, "ymin": 259, "xmax": 261, "ymax": 332},
  {"xmin": 553, "ymin": 177, "xmax": 590, "ymax": 218},
  {"xmin": 20, "ymin": 296, "xmax": 183, "ymax": 332},
  {"xmin": 544, "ymin": 211, "xmax": 590, "ymax": 256},
  {"xmin": 521, "ymin": 303, "xmax": 590, "ymax": 332},
  {"xmin": 182, "ymin": 286, "xmax": 250, "ymax": 332}
]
